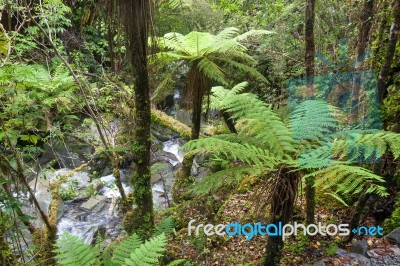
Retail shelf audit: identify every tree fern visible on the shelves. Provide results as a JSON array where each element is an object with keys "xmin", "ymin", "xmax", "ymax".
[
  {"xmin": 154, "ymin": 27, "xmax": 271, "ymax": 138},
  {"xmin": 183, "ymin": 83, "xmax": 400, "ymax": 204}
]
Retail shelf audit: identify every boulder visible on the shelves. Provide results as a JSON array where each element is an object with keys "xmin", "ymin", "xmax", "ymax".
[
  {"xmin": 350, "ymin": 239, "xmax": 368, "ymax": 257},
  {"xmin": 39, "ymin": 136, "xmax": 94, "ymax": 169},
  {"xmin": 80, "ymin": 195, "xmax": 107, "ymax": 211},
  {"xmin": 386, "ymin": 227, "xmax": 400, "ymax": 244},
  {"xmin": 151, "ymin": 123, "xmax": 178, "ymax": 142}
]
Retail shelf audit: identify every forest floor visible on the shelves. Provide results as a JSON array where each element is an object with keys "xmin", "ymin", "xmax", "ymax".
[{"xmin": 166, "ymin": 181, "xmax": 400, "ymax": 265}]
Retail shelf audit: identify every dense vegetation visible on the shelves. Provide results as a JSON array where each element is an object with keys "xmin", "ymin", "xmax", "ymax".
[{"xmin": 0, "ymin": 0, "xmax": 400, "ymax": 265}]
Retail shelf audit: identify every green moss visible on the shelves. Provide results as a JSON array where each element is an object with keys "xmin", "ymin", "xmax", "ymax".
[
  {"xmin": 151, "ymin": 109, "xmax": 192, "ymax": 140},
  {"xmin": 383, "ymin": 193, "xmax": 400, "ymax": 234}
]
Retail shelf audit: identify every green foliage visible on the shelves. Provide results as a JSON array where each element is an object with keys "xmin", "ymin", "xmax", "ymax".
[
  {"xmin": 154, "ymin": 216, "xmax": 175, "ymax": 237},
  {"xmin": 54, "ymin": 217, "xmax": 180, "ymax": 265},
  {"xmin": 153, "ymin": 27, "xmax": 270, "ymax": 101},
  {"xmin": 290, "ymin": 100, "xmax": 340, "ymax": 142},
  {"xmin": 383, "ymin": 193, "xmax": 400, "ymax": 234},
  {"xmin": 0, "ymin": 62, "xmax": 81, "ymax": 134},
  {"xmin": 184, "ymin": 83, "xmax": 400, "ymax": 203},
  {"xmin": 112, "ymin": 234, "xmax": 144, "ymax": 265},
  {"xmin": 54, "ymin": 233, "xmax": 101, "ymax": 266},
  {"xmin": 123, "ymin": 233, "xmax": 168, "ymax": 266},
  {"xmin": 59, "ymin": 179, "xmax": 79, "ymax": 200}
]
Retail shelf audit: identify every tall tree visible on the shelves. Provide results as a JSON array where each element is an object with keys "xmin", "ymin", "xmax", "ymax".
[
  {"xmin": 156, "ymin": 28, "xmax": 269, "ymax": 139},
  {"xmin": 118, "ymin": 0, "xmax": 155, "ymax": 237},
  {"xmin": 304, "ymin": 0, "xmax": 316, "ymax": 225},
  {"xmin": 377, "ymin": 0, "xmax": 400, "ymax": 103},
  {"xmin": 345, "ymin": 0, "xmax": 376, "ymax": 243}
]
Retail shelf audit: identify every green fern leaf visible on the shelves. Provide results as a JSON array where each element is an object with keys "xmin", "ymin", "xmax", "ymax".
[
  {"xmin": 123, "ymin": 233, "xmax": 167, "ymax": 266},
  {"xmin": 113, "ymin": 234, "xmax": 142, "ymax": 265},
  {"xmin": 54, "ymin": 233, "xmax": 99, "ymax": 266}
]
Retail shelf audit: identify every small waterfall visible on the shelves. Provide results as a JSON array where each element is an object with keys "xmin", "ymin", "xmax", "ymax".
[{"xmin": 162, "ymin": 138, "xmax": 184, "ymax": 164}]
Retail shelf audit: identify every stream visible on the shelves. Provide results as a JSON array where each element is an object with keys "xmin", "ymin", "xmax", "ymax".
[
  {"xmin": 23, "ymin": 88, "xmax": 188, "ymax": 244},
  {"xmin": 55, "ymin": 137, "xmax": 183, "ymax": 243}
]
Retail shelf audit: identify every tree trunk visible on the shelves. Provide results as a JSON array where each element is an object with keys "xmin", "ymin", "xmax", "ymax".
[
  {"xmin": 119, "ymin": 0, "xmax": 154, "ymax": 238},
  {"xmin": 377, "ymin": 0, "xmax": 400, "ymax": 103},
  {"xmin": 305, "ymin": 0, "xmax": 315, "ymax": 98},
  {"xmin": 189, "ymin": 69, "xmax": 209, "ymax": 140},
  {"xmin": 304, "ymin": 0, "xmax": 316, "ymax": 225},
  {"xmin": 221, "ymin": 111, "xmax": 237, "ymax": 134},
  {"xmin": 264, "ymin": 169, "xmax": 299, "ymax": 266},
  {"xmin": 351, "ymin": 0, "xmax": 375, "ymax": 124},
  {"xmin": 345, "ymin": 191, "xmax": 370, "ymax": 243}
]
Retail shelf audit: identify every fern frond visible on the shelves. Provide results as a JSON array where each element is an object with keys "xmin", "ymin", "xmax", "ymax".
[
  {"xmin": 189, "ymin": 165, "xmax": 265, "ymax": 195},
  {"xmin": 290, "ymin": 100, "xmax": 339, "ymax": 142},
  {"xmin": 217, "ymin": 92, "xmax": 295, "ymax": 157},
  {"xmin": 197, "ymin": 58, "xmax": 227, "ymax": 85},
  {"xmin": 123, "ymin": 233, "xmax": 167, "ymax": 266},
  {"xmin": 54, "ymin": 233, "xmax": 99, "ymax": 266},
  {"xmin": 154, "ymin": 217, "xmax": 175, "ymax": 237},
  {"xmin": 304, "ymin": 164, "xmax": 388, "ymax": 199},
  {"xmin": 113, "ymin": 234, "xmax": 142, "ymax": 265},
  {"xmin": 183, "ymin": 138, "xmax": 277, "ymax": 168}
]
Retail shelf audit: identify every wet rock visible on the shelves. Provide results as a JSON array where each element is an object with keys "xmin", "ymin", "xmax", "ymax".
[
  {"xmin": 47, "ymin": 169, "xmax": 92, "ymax": 200},
  {"xmin": 39, "ymin": 136, "xmax": 94, "ymax": 169},
  {"xmin": 151, "ymin": 123, "xmax": 178, "ymax": 141},
  {"xmin": 151, "ymin": 149, "xmax": 180, "ymax": 165},
  {"xmin": 29, "ymin": 178, "xmax": 50, "ymax": 192},
  {"xmin": 350, "ymin": 239, "xmax": 368, "ymax": 257},
  {"xmin": 190, "ymin": 153, "xmax": 211, "ymax": 180},
  {"xmin": 175, "ymin": 109, "xmax": 192, "ymax": 126},
  {"xmin": 87, "ymin": 153, "xmax": 111, "ymax": 177},
  {"xmin": 99, "ymin": 173, "xmax": 132, "ymax": 198},
  {"xmin": 151, "ymin": 162, "xmax": 173, "ymax": 183},
  {"xmin": 386, "ymin": 227, "xmax": 400, "ymax": 244},
  {"xmin": 28, "ymin": 177, "xmax": 65, "ymax": 226},
  {"xmin": 80, "ymin": 195, "xmax": 107, "ymax": 211}
]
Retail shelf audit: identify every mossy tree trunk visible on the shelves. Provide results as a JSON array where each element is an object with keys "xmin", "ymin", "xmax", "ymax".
[
  {"xmin": 118, "ymin": 0, "xmax": 155, "ymax": 238},
  {"xmin": 305, "ymin": 0, "xmax": 316, "ymax": 225},
  {"xmin": 377, "ymin": 0, "xmax": 400, "ymax": 103}
]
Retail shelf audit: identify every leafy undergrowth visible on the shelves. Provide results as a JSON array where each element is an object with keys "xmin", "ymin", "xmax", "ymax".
[{"xmin": 165, "ymin": 181, "xmax": 397, "ymax": 265}]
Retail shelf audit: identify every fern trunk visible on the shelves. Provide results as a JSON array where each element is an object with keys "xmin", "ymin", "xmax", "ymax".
[
  {"xmin": 188, "ymin": 68, "xmax": 210, "ymax": 140},
  {"xmin": 263, "ymin": 169, "xmax": 299, "ymax": 266},
  {"xmin": 221, "ymin": 111, "xmax": 237, "ymax": 133},
  {"xmin": 305, "ymin": 175, "xmax": 315, "ymax": 225},
  {"xmin": 345, "ymin": 191, "xmax": 371, "ymax": 243}
]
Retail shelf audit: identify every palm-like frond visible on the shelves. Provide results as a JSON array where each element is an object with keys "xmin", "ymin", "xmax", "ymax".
[
  {"xmin": 290, "ymin": 100, "xmax": 339, "ymax": 142},
  {"xmin": 183, "ymin": 138, "xmax": 278, "ymax": 168},
  {"xmin": 303, "ymin": 164, "xmax": 388, "ymax": 197},
  {"xmin": 184, "ymin": 83, "xmax": 398, "ymax": 204}
]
